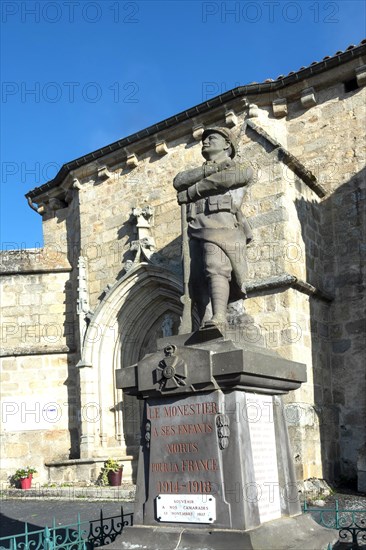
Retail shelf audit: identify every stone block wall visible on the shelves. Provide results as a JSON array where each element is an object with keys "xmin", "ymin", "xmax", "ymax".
[
  {"xmin": 0, "ymin": 251, "xmax": 79, "ymax": 483},
  {"xmin": 0, "ymin": 353, "xmax": 78, "ymax": 482}
]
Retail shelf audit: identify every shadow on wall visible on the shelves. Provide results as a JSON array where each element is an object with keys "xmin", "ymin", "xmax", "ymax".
[
  {"xmin": 52, "ymin": 192, "xmax": 82, "ymax": 460},
  {"xmin": 295, "ymin": 165, "xmax": 366, "ymax": 485}
]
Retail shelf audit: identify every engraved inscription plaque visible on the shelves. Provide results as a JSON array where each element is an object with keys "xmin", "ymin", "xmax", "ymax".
[
  {"xmin": 147, "ymin": 394, "xmax": 222, "ymax": 498},
  {"xmin": 143, "ymin": 391, "xmax": 231, "ymax": 525},
  {"xmin": 156, "ymin": 494, "xmax": 216, "ymax": 523}
]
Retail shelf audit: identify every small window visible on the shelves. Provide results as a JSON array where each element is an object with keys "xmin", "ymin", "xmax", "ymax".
[{"xmin": 344, "ymin": 78, "xmax": 359, "ymax": 93}]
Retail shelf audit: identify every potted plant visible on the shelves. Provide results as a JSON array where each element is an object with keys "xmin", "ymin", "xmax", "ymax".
[
  {"xmin": 14, "ymin": 467, "xmax": 37, "ymax": 490},
  {"xmin": 100, "ymin": 459, "xmax": 123, "ymax": 486}
]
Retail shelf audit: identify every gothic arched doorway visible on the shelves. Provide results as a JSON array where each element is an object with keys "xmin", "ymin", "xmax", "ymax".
[{"xmin": 78, "ymin": 264, "xmax": 182, "ymax": 480}]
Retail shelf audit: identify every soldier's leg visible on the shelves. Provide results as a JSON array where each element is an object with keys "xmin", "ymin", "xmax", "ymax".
[
  {"xmin": 203, "ymin": 242, "xmax": 231, "ymax": 326},
  {"xmin": 189, "ymin": 238, "xmax": 211, "ymax": 326}
]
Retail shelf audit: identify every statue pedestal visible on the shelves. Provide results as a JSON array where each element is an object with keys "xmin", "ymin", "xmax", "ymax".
[{"xmin": 113, "ymin": 329, "xmax": 337, "ymax": 549}]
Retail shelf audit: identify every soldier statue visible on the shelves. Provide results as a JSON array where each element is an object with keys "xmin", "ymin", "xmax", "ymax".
[{"xmin": 173, "ymin": 127, "xmax": 253, "ymax": 329}]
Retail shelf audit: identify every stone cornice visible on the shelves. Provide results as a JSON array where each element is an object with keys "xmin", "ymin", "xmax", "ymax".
[
  {"xmin": 246, "ymin": 273, "xmax": 333, "ymax": 302},
  {"xmin": 0, "ymin": 346, "xmax": 75, "ymax": 358},
  {"xmin": 0, "ymin": 249, "xmax": 71, "ymax": 275}
]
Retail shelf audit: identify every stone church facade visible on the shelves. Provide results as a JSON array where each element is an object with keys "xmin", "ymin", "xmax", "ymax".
[{"xmin": 1, "ymin": 41, "xmax": 365, "ymax": 490}]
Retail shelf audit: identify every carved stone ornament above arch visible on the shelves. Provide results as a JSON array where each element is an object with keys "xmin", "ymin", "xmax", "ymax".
[{"xmin": 76, "ymin": 263, "xmax": 182, "ymax": 462}]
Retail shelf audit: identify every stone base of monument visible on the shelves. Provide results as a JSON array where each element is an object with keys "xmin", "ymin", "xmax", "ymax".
[
  {"xmin": 114, "ymin": 329, "xmax": 337, "ymax": 549},
  {"xmin": 103, "ymin": 514, "xmax": 337, "ymax": 549}
]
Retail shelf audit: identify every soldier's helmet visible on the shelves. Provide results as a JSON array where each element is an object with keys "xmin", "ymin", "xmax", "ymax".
[{"xmin": 201, "ymin": 127, "xmax": 237, "ymax": 159}]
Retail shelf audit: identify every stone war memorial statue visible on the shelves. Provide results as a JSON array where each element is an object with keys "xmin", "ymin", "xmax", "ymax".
[
  {"xmin": 173, "ymin": 127, "xmax": 253, "ymax": 330},
  {"xmin": 114, "ymin": 127, "xmax": 337, "ymax": 550}
]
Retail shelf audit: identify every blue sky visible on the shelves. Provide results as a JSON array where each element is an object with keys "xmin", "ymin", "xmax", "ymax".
[{"xmin": 1, "ymin": 0, "xmax": 365, "ymax": 249}]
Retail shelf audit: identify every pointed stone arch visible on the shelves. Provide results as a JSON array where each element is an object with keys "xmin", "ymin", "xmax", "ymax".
[{"xmin": 77, "ymin": 264, "xmax": 182, "ymax": 478}]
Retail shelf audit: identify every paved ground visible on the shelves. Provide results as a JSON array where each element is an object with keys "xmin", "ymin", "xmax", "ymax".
[
  {"xmin": 0, "ymin": 499, "xmax": 134, "ymax": 538},
  {"xmin": 1, "ymin": 488, "xmax": 365, "ymax": 545}
]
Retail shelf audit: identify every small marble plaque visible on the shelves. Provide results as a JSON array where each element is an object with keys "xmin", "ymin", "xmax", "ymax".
[
  {"xmin": 247, "ymin": 394, "xmax": 281, "ymax": 523},
  {"xmin": 156, "ymin": 494, "xmax": 216, "ymax": 523},
  {"xmin": 1, "ymin": 398, "xmax": 62, "ymax": 431}
]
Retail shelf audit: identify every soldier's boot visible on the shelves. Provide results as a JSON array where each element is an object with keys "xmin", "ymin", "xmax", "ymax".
[
  {"xmin": 205, "ymin": 275, "xmax": 229, "ymax": 327},
  {"xmin": 191, "ymin": 282, "xmax": 211, "ymax": 329}
]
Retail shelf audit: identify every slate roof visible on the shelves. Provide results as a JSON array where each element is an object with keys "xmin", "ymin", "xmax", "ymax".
[
  {"xmin": 26, "ymin": 40, "xmax": 366, "ymax": 201},
  {"xmin": 263, "ymin": 39, "xmax": 366, "ymax": 83}
]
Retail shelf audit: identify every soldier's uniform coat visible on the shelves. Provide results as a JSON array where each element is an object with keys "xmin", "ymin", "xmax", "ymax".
[{"xmin": 174, "ymin": 159, "xmax": 253, "ymax": 301}]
